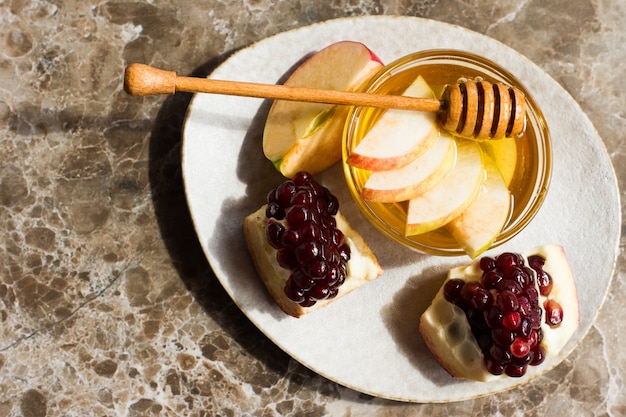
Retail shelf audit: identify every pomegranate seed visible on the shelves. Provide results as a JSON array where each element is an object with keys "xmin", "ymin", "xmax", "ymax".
[
  {"xmin": 495, "ymin": 290, "xmax": 519, "ymax": 312},
  {"xmin": 495, "ymin": 252, "xmax": 521, "ymax": 274},
  {"xmin": 266, "ymin": 220, "xmax": 285, "ymax": 249},
  {"xmin": 295, "ymin": 241, "xmax": 321, "ymax": 263},
  {"xmin": 280, "ymin": 229, "xmax": 300, "ymax": 248},
  {"xmin": 292, "ymin": 171, "xmax": 313, "ymax": 185},
  {"xmin": 327, "ymin": 287, "xmax": 339, "ymax": 299},
  {"xmin": 525, "ymin": 286, "xmax": 539, "ymax": 303},
  {"xmin": 275, "ymin": 181, "xmax": 297, "ymax": 206},
  {"xmin": 331, "ymin": 229, "xmax": 345, "ymax": 246},
  {"xmin": 529, "ymin": 306, "xmax": 543, "ymax": 329},
  {"xmin": 276, "ymin": 248, "xmax": 297, "ymax": 270},
  {"xmin": 510, "ymin": 337, "xmax": 531, "ymax": 358},
  {"xmin": 485, "ymin": 357, "xmax": 505, "ymax": 375},
  {"xmin": 481, "ymin": 270, "xmax": 503, "ymax": 289},
  {"xmin": 304, "ymin": 260, "xmax": 329, "ymax": 279},
  {"xmin": 502, "ymin": 311, "xmax": 521, "ymax": 330},
  {"xmin": 496, "ymin": 279, "xmax": 523, "ymax": 295},
  {"xmin": 530, "ymin": 345, "xmax": 546, "ymax": 366},
  {"xmin": 517, "ymin": 295, "xmax": 532, "ymax": 316},
  {"xmin": 284, "ymin": 279, "xmax": 305, "ymax": 303},
  {"xmin": 544, "ymin": 299, "xmax": 564, "ymax": 326},
  {"xmin": 298, "ymin": 222, "xmax": 322, "ymax": 242},
  {"xmin": 505, "ymin": 364, "xmax": 527, "ymax": 377},
  {"xmin": 527, "ymin": 329, "xmax": 539, "ymax": 347},
  {"xmin": 338, "ymin": 244, "xmax": 351, "ymax": 262},
  {"xmin": 299, "ymin": 297, "xmax": 316, "ymax": 307},
  {"xmin": 266, "ymin": 202, "xmax": 285, "ymax": 220},
  {"xmin": 311, "ymin": 283, "xmax": 331, "ymax": 300},
  {"xmin": 492, "ymin": 328, "xmax": 515, "ymax": 347},
  {"xmin": 286, "ymin": 205, "xmax": 310, "ymax": 227},
  {"xmin": 444, "ymin": 279, "xmax": 465, "ymax": 302},
  {"xmin": 484, "ymin": 306, "xmax": 504, "ymax": 328},
  {"xmin": 519, "ymin": 318, "xmax": 532, "ymax": 337},
  {"xmin": 315, "ymin": 198, "xmax": 328, "ymax": 214},
  {"xmin": 267, "ymin": 188, "xmax": 277, "ymax": 204},
  {"xmin": 489, "ymin": 345, "xmax": 512, "ymax": 363},
  {"xmin": 460, "ymin": 282, "xmax": 481, "ymax": 301},
  {"xmin": 265, "ymin": 173, "xmax": 352, "ymax": 307},
  {"xmin": 469, "ymin": 287, "xmax": 493, "ymax": 311},
  {"xmin": 523, "ymin": 266, "xmax": 536, "ymax": 286},
  {"xmin": 480, "ymin": 257, "xmax": 496, "ymax": 272},
  {"xmin": 290, "ymin": 269, "xmax": 315, "ymax": 291},
  {"xmin": 537, "ymin": 270, "xmax": 554, "ymax": 296},
  {"xmin": 507, "ymin": 267, "xmax": 531, "ymax": 288},
  {"xmin": 290, "ymin": 189, "xmax": 314, "ymax": 206},
  {"xmin": 326, "ymin": 193, "xmax": 339, "ymax": 215},
  {"xmin": 512, "ymin": 352, "xmax": 532, "ymax": 366},
  {"xmin": 325, "ymin": 267, "xmax": 341, "ymax": 286},
  {"xmin": 527, "ymin": 254, "xmax": 545, "ymax": 270}
]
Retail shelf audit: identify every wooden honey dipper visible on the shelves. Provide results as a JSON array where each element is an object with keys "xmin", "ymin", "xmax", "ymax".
[{"xmin": 124, "ymin": 63, "xmax": 526, "ymax": 140}]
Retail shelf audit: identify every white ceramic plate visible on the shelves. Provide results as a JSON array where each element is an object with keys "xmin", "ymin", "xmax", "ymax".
[{"xmin": 182, "ymin": 16, "xmax": 620, "ymax": 402}]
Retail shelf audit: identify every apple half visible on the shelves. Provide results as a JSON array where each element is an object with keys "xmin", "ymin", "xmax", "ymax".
[
  {"xmin": 405, "ymin": 140, "xmax": 484, "ymax": 236},
  {"xmin": 346, "ymin": 75, "xmax": 439, "ymax": 171},
  {"xmin": 263, "ymin": 41, "xmax": 384, "ymax": 178}
]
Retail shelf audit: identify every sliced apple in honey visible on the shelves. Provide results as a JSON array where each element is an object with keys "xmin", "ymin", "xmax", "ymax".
[
  {"xmin": 361, "ymin": 133, "xmax": 456, "ymax": 202},
  {"xmin": 263, "ymin": 41, "xmax": 384, "ymax": 178},
  {"xmin": 405, "ymin": 140, "xmax": 484, "ymax": 236},
  {"xmin": 346, "ymin": 75, "xmax": 439, "ymax": 171},
  {"xmin": 447, "ymin": 156, "xmax": 512, "ymax": 258},
  {"xmin": 481, "ymin": 135, "xmax": 517, "ymax": 187}
]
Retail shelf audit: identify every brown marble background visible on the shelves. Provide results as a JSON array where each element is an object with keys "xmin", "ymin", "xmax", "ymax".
[{"xmin": 1, "ymin": 0, "xmax": 624, "ymax": 416}]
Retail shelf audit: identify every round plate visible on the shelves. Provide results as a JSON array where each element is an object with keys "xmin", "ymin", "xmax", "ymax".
[{"xmin": 182, "ymin": 16, "xmax": 620, "ymax": 402}]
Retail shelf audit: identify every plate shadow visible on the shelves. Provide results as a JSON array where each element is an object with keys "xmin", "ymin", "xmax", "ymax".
[{"xmin": 147, "ymin": 49, "xmax": 297, "ymax": 374}]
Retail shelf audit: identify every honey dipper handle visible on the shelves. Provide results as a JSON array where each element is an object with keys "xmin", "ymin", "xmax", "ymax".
[{"xmin": 124, "ymin": 63, "xmax": 443, "ymax": 112}]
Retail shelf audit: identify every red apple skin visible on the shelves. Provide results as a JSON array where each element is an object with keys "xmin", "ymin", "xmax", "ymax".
[
  {"xmin": 361, "ymin": 134, "xmax": 456, "ymax": 202},
  {"xmin": 345, "ymin": 125, "xmax": 438, "ymax": 171}
]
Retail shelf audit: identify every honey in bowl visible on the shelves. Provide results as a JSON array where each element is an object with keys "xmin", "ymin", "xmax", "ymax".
[{"xmin": 342, "ymin": 50, "xmax": 551, "ymax": 256}]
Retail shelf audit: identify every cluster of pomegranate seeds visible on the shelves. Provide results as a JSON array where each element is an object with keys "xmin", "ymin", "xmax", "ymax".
[
  {"xmin": 265, "ymin": 171, "xmax": 350, "ymax": 307},
  {"xmin": 444, "ymin": 252, "xmax": 564, "ymax": 377}
]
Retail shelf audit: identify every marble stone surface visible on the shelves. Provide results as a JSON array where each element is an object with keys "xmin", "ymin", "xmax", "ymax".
[{"xmin": 0, "ymin": 1, "xmax": 624, "ymax": 416}]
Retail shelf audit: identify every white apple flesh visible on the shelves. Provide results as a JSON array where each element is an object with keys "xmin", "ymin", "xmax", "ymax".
[
  {"xmin": 447, "ymin": 156, "xmax": 512, "ymax": 258},
  {"xmin": 263, "ymin": 41, "xmax": 384, "ymax": 178},
  {"xmin": 346, "ymin": 75, "xmax": 439, "ymax": 171},
  {"xmin": 405, "ymin": 140, "xmax": 484, "ymax": 236}
]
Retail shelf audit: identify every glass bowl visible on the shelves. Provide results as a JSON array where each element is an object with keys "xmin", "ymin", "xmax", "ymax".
[{"xmin": 342, "ymin": 49, "xmax": 551, "ymax": 256}]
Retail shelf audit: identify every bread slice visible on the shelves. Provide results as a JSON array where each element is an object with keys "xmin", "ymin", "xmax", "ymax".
[{"xmin": 243, "ymin": 205, "xmax": 383, "ymax": 317}]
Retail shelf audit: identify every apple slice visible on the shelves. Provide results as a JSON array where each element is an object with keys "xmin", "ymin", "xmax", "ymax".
[
  {"xmin": 481, "ymin": 136, "xmax": 517, "ymax": 187},
  {"xmin": 361, "ymin": 132, "xmax": 456, "ymax": 202},
  {"xmin": 405, "ymin": 140, "xmax": 484, "ymax": 236},
  {"xmin": 447, "ymin": 156, "xmax": 512, "ymax": 258},
  {"xmin": 346, "ymin": 75, "xmax": 439, "ymax": 171},
  {"xmin": 263, "ymin": 41, "xmax": 384, "ymax": 178}
]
